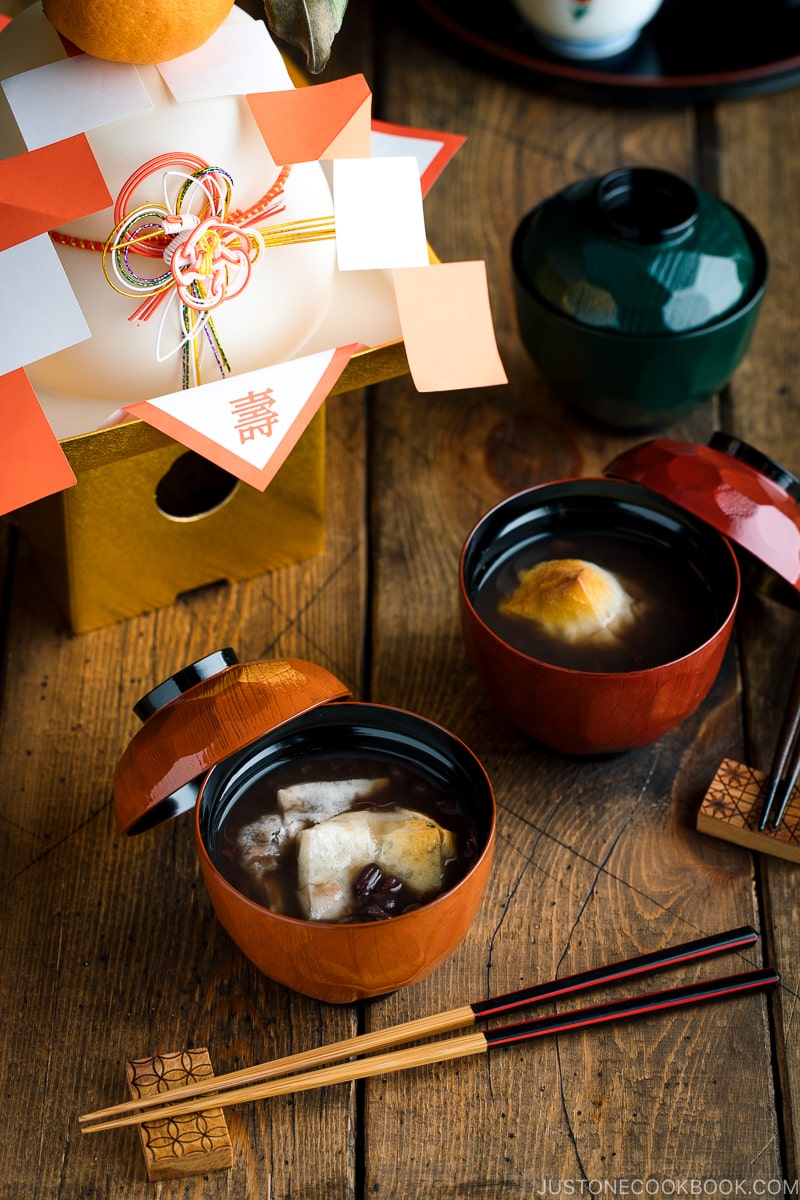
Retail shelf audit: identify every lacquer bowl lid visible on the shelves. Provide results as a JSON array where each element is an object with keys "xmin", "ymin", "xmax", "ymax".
[
  {"xmin": 606, "ymin": 434, "xmax": 800, "ymax": 608},
  {"xmin": 516, "ymin": 167, "xmax": 759, "ymax": 335},
  {"xmin": 113, "ymin": 650, "xmax": 351, "ymax": 835}
]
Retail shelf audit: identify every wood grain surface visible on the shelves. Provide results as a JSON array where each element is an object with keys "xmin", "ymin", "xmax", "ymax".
[{"xmin": 1, "ymin": 1, "xmax": 798, "ymax": 1197}]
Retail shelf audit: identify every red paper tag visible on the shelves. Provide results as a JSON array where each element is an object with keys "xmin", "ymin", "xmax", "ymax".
[
  {"xmin": 0, "ymin": 370, "xmax": 76, "ymax": 514},
  {"xmin": 247, "ymin": 74, "xmax": 372, "ymax": 164},
  {"xmin": 0, "ymin": 134, "xmax": 111, "ymax": 252}
]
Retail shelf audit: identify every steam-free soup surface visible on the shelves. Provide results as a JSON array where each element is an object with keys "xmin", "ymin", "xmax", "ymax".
[
  {"xmin": 215, "ymin": 750, "xmax": 479, "ymax": 922},
  {"xmin": 474, "ymin": 530, "xmax": 719, "ymax": 672}
]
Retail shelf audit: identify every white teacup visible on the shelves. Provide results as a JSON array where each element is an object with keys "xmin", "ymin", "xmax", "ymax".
[{"xmin": 510, "ymin": 0, "xmax": 665, "ymax": 60}]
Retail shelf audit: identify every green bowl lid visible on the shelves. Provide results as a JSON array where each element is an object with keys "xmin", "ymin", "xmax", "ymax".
[{"xmin": 517, "ymin": 168, "xmax": 758, "ymax": 336}]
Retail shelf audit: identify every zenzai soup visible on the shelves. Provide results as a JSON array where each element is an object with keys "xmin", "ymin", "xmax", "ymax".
[
  {"xmin": 474, "ymin": 528, "xmax": 721, "ymax": 673},
  {"xmin": 213, "ymin": 749, "xmax": 480, "ymax": 923}
]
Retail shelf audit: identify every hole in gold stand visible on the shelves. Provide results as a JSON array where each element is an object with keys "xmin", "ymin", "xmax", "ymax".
[{"xmin": 155, "ymin": 451, "xmax": 240, "ymax": 521}]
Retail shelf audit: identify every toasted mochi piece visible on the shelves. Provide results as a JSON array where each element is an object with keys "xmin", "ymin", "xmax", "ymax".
[
  {"xmin": 500, "ymin": 558, "xmax": 635, "ymax": 642},
  {"xmin": 235, "ymin": 813, "xmax": 290, "ymax": 874},
  {"xmin": 277, "ymin": 778, "xmax": 390, "ymax": 825},
  {"xmin": 233, "ymin": 813, "xmax": 293, "ymax": 912},
  {"xmin": 377, "ymin": 813, "xmax": 457, "ymax": 895},
  {"xmin": 296, "ymin": 808, "xmax": 457, "ymax": 922},
  {"xmin": 296, "ymin": 812, "xmax": 378, "ymax": 922}
]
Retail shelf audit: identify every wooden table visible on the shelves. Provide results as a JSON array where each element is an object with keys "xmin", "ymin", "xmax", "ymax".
[{"xmin": 1, "ymin": 2, "xmax": 799, "ymax": 1196}]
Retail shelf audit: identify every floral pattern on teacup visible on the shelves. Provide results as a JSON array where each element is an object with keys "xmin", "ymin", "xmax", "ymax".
[{"xmin": 570, "ymin": 0, "xmax": 594, "ymax": 19}]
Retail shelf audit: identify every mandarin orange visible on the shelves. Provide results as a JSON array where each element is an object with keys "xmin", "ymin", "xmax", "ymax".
[{"xmin": 42, "ymin": 0, "xmax": 235, "ymax": 64}]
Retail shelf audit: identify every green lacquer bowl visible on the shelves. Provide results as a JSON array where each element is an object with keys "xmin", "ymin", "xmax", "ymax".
[{"xmin": 512, "ymin": 168, "xmax": 768, "ymax": 429}]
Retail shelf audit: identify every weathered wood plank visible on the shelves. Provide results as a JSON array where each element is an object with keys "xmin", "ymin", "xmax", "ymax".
[
  {"xmin": 1, "ymin": 0, "xmax": 797, "ymax": 1196},
  {"xmin": 360, "ymin": 10, "xmax": 783, "ymax": 1195},
  {"xmin": 0, "ymin": 387, "xmax": 368, "ymax": 1200},
  {"xmin": 716, "ymin": 85, "xmax": 800, "ymax": 1186}
]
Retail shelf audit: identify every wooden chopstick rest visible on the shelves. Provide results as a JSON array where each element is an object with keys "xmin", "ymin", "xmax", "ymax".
[
  {"xmin": 698, "ymin": 758, "xmax": 800, "ymax": 862},
  {"xmin": 125, "ymin": 1048, "xmax": 233, "ymax": 1181}
]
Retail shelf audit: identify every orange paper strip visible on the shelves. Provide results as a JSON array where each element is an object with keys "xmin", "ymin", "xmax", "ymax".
[
  {"xmin": 392, "ymin": 261, "xmax": 507, "ymax": 392},
  {"xmin": 0, "ymin": 134, "xmax": 112, "ymax": 251},
  {"xmin": 247, "ymin": 74, "xmax": 372, "ymax": 164},
  {"xmin": 0, "ymin": 369, "xmax": 76, "ymax": 514}
]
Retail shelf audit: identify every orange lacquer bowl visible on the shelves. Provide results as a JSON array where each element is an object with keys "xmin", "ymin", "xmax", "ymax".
[{"xmin": 114, "ymin": 654, "xmax": 496, "ymax": 1004}]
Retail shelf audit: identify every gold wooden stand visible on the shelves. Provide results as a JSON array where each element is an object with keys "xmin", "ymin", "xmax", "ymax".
[
  {"xmin": 14, "ymin": 412, "xmax": 325, "ymax": 633},
  {"xmin": 11, "ymin": 343, "xmax": 409, "ymax": 633},
  {"xmin": 126, "ymin": 1048, "xmax": 233, "ymax": 1181},
  {"xmin": 697, "ymin": 758, "xmax": 800, "ymax": 862}
]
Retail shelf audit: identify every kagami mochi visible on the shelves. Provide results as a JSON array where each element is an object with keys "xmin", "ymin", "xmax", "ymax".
[{"xmin": 0, "ymin": 3, "xmax": 338, "ymax": 436}]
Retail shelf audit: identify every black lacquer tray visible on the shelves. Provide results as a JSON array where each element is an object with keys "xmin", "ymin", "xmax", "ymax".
[{"xmin": 408, "ymin": 0, "xmax": 800, "ymax": 104}]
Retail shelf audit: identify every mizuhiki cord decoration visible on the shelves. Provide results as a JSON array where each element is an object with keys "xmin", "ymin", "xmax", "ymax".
[{"xmin": 51, "ymin": 153, "xmax": 337, "ymax": 389}]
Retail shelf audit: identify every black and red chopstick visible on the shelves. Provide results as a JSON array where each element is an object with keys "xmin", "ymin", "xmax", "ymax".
[
  {"xmin": 759, "ymin": 652, "xmax": 800, "ymax": 831},
  {"xmin": 471, "ymin": 923, "xmax": 759, "ymax": 1019},
  {"xmin": 483, "ymin": 967, "xmax": 779, "ymax": 1049},
  {"xmin": 80, "ymin": 925, "xmax": 767, "ymax": 1131},
  {"xmin": 81, "ymin": 964, "xmax": 779, "ymax": 1133},
  {"xmin": 80, "ymin": 925, "xmax": 759, "ymax": 1124}
]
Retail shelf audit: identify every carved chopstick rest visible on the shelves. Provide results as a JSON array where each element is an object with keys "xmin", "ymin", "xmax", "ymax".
[
  {"xmin": 126, "ymin": 1048, "xmax": 233, "ymax": 1181},
  {"xmin": 698, "ymin": 758, "xmax": 800, "ymax": 862}
]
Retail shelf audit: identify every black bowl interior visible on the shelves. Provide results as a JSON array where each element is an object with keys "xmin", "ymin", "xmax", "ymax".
[
  {"xmin": 199, "ymin": 702, "xmax": 495, "ymax": 869},
  {"xmin": 462, "ymin": 479, "xmax": 739, "ymax": 661}
]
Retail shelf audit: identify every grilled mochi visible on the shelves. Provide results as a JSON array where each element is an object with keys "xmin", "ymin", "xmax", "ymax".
[
  {"xmin": 296, "ymin": 807, "xmax": 457, "ymax": 922},
  {"xmin": 276, "ymin": 777, "xmax": 390, "ymax": 825},
  {"xmin": 500, "ymin": 557, "xmax": 636, "ymax": 642}
]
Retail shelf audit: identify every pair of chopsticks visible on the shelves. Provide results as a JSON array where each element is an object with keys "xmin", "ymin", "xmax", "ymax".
[
  {"xmin": 759, "ymin": 652, "xmax": 800, "ymax": 831},
  {"xmin": 79, "ymin": 925, "xmax": 777, "ymax": 1136}
]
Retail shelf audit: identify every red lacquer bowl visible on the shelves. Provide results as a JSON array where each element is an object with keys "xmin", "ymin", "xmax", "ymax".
[{"xmin": 459, "ymin": 477, "xmax": 741, "ymax": 755}]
